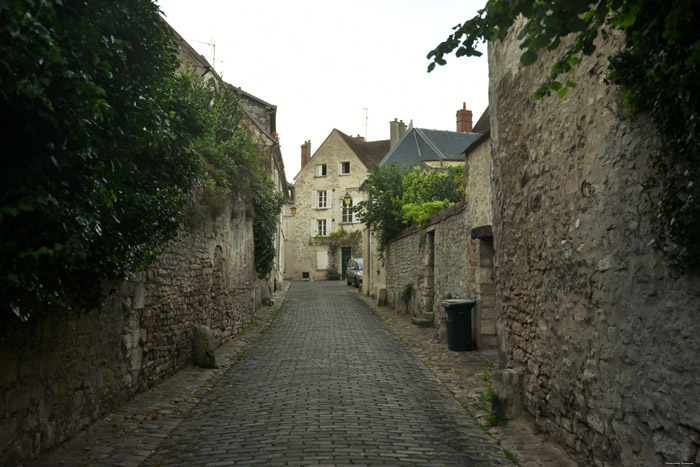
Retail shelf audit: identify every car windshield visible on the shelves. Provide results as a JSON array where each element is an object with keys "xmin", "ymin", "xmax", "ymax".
[{"xmin": 356, "ymin": 259, "xmax": 363, "ymax": 270}]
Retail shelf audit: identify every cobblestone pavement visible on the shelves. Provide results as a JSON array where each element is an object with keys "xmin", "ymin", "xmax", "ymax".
[
  {"xmin": 142, "ymin": 280, "xmax": 509, "ymax": 466},
  {"xmin": 35, "ymin": 280, "xmax": 576, "ymax": 466}
]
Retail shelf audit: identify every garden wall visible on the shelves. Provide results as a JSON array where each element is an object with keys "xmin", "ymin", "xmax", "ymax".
[{"xmin": 0, "ymin": 193, "xmax": 257, "ymax": 465}]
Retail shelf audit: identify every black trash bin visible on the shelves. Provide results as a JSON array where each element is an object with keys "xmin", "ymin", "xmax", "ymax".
[{"xmin": 442, "ymin": 299, "xmax": 477, "ymax": 351}]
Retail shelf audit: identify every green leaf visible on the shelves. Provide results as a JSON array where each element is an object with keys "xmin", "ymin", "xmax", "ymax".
[{"xmin": 520, "ymin": 50, "xmax": 538, "ymax": 67}]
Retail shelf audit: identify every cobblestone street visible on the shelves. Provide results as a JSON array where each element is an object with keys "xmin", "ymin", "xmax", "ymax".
[
  {"xmin": 37, "ymin": 281, "xmax": 515, "ymax": 466},
  {"xmin": 143, "ymin": 281, "xmax": 508, "ymax": 466}
]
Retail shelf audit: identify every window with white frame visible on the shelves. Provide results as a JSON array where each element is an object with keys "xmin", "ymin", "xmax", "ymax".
[
  {"xmin": 340, "ymin": 161, "xmax": 350, "ymax": 175},
  {"xmin": 311, "ymin": 190, "xmax": 332, "ymax": 209},
  {"xmin": 315, "ymin": 164, "xmax": 327, "ymax": 177},
  {"xmin": 318, "ymin": 190, "xmax": 327, "ymax": 209},
  {"xmin": 317, "ymin": 219, "xmax": 327, "ymax": 236},
  {"xmin": 342, "ymin": 198, "xmax": 354, "ymax": 223},
  {"xmin": 342, "ymin": 198, "xmax": 363, "ymax": 223}
]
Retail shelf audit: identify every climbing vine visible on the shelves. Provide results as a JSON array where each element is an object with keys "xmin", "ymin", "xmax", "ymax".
[{"xmin": 428, "ymin": 0, "xmax": 700, "ymax": 272}]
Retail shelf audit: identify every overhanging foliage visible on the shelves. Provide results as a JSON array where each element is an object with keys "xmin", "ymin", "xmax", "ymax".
[
  {"xmin": 428, "ymin": 0, "xmax": 700, "ymax": 272},
  {"xmin": 0, "ymin": 0, "xmax": 284, "ymax": 327},
  {"xmin": 356, "ymin": 164, "xmax": 464, "ymax": 261}
]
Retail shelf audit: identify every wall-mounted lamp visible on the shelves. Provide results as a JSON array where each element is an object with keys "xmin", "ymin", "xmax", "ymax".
[
  {"xmin": 290, "ymin": 205, "xmax": 297, "ymax": 216},
  {"xmin": 343, "ymin": 191, "xmax": 352, "ymax": 206}
]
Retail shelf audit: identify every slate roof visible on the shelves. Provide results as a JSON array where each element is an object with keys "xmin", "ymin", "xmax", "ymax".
[
  {"xmin": 378, "ymin": 124, "xmax": 481, "ymax": 167},
  {"xmin": 336, "ymin": 130, "xmax": 391, "ymax": 170}
]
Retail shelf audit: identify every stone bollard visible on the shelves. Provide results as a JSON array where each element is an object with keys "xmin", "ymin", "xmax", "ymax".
[
  {"xmin": 261, "ymin": 285, "xmax": 273, "ymax": 306},
  {"xmin": 192, "ymin": 324, "xmax": 216, "ymax": 369},
  {"xmin": 491, "ymin": 368, "xmax": 524, "ymax": 420}
]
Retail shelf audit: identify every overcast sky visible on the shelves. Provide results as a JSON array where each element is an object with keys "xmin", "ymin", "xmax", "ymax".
[{"xmin": 156, "ymin": 0, "xmax": 489, "ymax": 182}]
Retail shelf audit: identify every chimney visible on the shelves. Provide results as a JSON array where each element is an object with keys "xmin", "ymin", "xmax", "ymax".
[
  {"xmin": 300, "ymin": 140, "xmax": 311, "ymax": 169},
  {"xmin": 456, "ymin": 102, "xmax": 473, "ymax": 133},
  {"xmin": 390, "ymin": 118, "xmax": 407, "ymax": 148}
]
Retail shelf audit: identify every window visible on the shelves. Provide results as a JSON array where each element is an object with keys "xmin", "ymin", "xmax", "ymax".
[
  {"xmin": 311, "ymin": 190, "xmax": 331, "ymax": 209},
  {"xmin": 315, "ymin": 164, "xmax": 327, "ymax": 177},
  {"xmin": 340, "ymin": 161, "xmax": 350, "ymax": 175},
  {"xmin": 311, "ymin": 218, "xmax": 332, "ymax": 237},
  {"xmin": 342, "ymin": 198, "xmax": 362, "ymax": 223},
  {"xmin": 317, "ymin": 219, "xmax": 327, "ymax": 237},
  {"xmin": 342, "ymin": 198, "xmax": 354, "ymax": 223}
]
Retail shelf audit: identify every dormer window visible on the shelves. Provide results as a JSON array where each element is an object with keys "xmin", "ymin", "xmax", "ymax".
[{"xmin": 315, "ymin": 164, "xmax": 327, "ymax": 177}]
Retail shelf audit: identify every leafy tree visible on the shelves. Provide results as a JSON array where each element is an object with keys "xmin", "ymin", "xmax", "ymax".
[
  {"xmin": 356, "ymin": 163, "xmax": 465, "ymax": 261},
  {"xmin": 175, "ymin": 72, "xmax": 285, "ymax": 281},
  {"xmin": 1, "ymin": 0, "xmax": 200, "ymax": 324},
  {"xmin": 428, "ymin": 0, "xmax": 700, "ymax": 272},
  {"xmin": 0, "ymin": 0, "xmax": 285, "ymax": 328}
]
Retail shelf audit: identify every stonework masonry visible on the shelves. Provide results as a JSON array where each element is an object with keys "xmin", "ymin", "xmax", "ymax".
[
  {"xmin": 0, "ymin": 194, "xmax": 257, "ymax": 466},
  {"xmin": 382, "ymin": 124, "xmax": 496, "ymax": 348},
  {"xmin": 489, "ymin": 29, "xmax": 700, "ymax": 466}
]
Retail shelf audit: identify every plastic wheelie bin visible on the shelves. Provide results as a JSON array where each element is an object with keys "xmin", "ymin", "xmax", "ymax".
[{"xmin": 442, "ymin": 299, "xmax": 477, "ymax": 351}]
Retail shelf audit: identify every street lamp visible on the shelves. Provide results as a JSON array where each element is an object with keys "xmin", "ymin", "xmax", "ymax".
[
  {"xmin": 290, "ymin": 205, "xmax": 297, "ymax": 216},
  {"xmin": 343, "ymin": 191, "xmax": 352, "ymax": 206}
]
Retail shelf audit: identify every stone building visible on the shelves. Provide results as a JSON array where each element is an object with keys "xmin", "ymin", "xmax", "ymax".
[
  {"xmin": 488, "ymin": 26, "xmax": 700, "ymax": 467},
  {"xmin": 171, "ymin": 24, "xmax": 290, "ymax": 292},
  {"xmin": 285, "ymin": 131, "xmax": 389, "ymax": 281}
]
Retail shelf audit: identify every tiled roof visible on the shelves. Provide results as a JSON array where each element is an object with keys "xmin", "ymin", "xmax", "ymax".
[
  {"xmin": 336, "ymin": 130, "xmax": 390, "ymax": 170},
  {"xmin": 379, "ymin": 126, "xmax": 481, "ymax": 167}
]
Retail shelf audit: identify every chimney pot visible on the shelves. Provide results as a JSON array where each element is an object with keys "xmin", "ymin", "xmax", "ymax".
[{"xmin": 300, "ymin": 141, "xmax": 311, "ymax": 169}]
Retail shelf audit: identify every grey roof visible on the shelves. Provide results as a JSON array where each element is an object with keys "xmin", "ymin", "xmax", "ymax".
[{"xmin": 379, "ymin": 125, "xmax": 481, "ymax": 167}]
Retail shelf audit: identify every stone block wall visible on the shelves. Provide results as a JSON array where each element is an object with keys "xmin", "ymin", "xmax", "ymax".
[
  {"xmin": 0, "ymin": 193, "xmax": 256, "ymax": 465},
  {"xmin": 385, "ymin": 201, "xmax": 472, "ymax": 339},
  {"xmin": 489, "ymin": 29, "xmax": 700, "ymax": 466}
]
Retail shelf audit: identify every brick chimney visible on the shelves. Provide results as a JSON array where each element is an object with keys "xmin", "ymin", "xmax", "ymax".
[
  {"xmin": 300, "ymin": 140, "xmax": 311, "ymax": 169},
  {"xmin": 389, "ymin": 118, "xmax": 407, "ymax": 148},
  {"xmin": 456, "ymin": 102, "xmax": 473, "ymax": 133}
]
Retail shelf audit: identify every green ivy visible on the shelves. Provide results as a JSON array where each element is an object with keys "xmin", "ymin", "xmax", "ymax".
[
  {"xmin": 428, "ymin": 0, "xmax": 700, "ymax": 273},
  {"xmin": 0, "ymin": 0, "xmax": 286, "ymax": 328},
  {"xmin": 0, "ymin": 0, "xmax": 201, "ymax": 324}
]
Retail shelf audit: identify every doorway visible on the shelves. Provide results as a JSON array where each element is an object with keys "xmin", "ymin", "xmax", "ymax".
[{"xmin": 341, "ymin": 247, "xmax": 352, "ymax": 279}]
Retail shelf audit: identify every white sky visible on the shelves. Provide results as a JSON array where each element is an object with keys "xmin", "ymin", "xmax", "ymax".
[{"xmin": 156, "ymin": 0, "xmax": 489, "ymax": 182}]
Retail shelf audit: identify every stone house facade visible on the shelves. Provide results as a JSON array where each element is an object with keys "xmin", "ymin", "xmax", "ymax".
[
  {"xmin": 285, "ymin": 130, "xmax": 389, "ymax": 281},
  {"xmin": 488, "ymin": 27, "xmax": 700, "ymax": 466}
]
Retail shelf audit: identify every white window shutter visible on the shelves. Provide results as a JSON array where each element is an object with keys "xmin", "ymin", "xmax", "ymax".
[
  {"xmin": 310, "ymin": 219, "xmax": 317, "ymax": 237},
  {"xmin": 352, "ymin": 198, "xmax": 362, "ymax": 223},
  {"xmin": 316, "ymin": 250, "xmax": 328, "ymax": 270},
  {"xmin": 338, "ymin": 162, "xmax": 342, "ymax": 175},
  {"xmin": 327, "ymin": 190, "xmax": 332, "ymax": 209},
  {"xmin": 311, "ymin": 190, "xmax": 317, "ymax": 209},
  {"xmin": 327, "ymin": 218, "xmax": 332, "ymax": 235}
]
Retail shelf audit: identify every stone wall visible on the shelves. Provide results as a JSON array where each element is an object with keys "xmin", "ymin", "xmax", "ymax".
[
  {"xmin": 0, "ymin": 193, "xmax": 256, "ymax": 465},
  {"xmin": 385, "ymin": 202, "xmax": 472, "ymax": 339},
  {"xmin": 489, "ymin": 29, "xmax": 700, "ymax": 466}
]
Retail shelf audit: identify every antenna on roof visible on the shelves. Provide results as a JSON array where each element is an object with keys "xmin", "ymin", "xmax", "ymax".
[
  {"xmin": 362, "ymin": 106, "xmax": 368, "ymax": 140},
  {"xmin": 191, "ymin": 39, "xmax": 216, "ymax": 73}
]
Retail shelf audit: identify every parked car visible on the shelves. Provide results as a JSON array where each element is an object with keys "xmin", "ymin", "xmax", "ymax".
[{"xmin": 346, "ymin": 258, "xmax": 363, "ymax": 288}]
